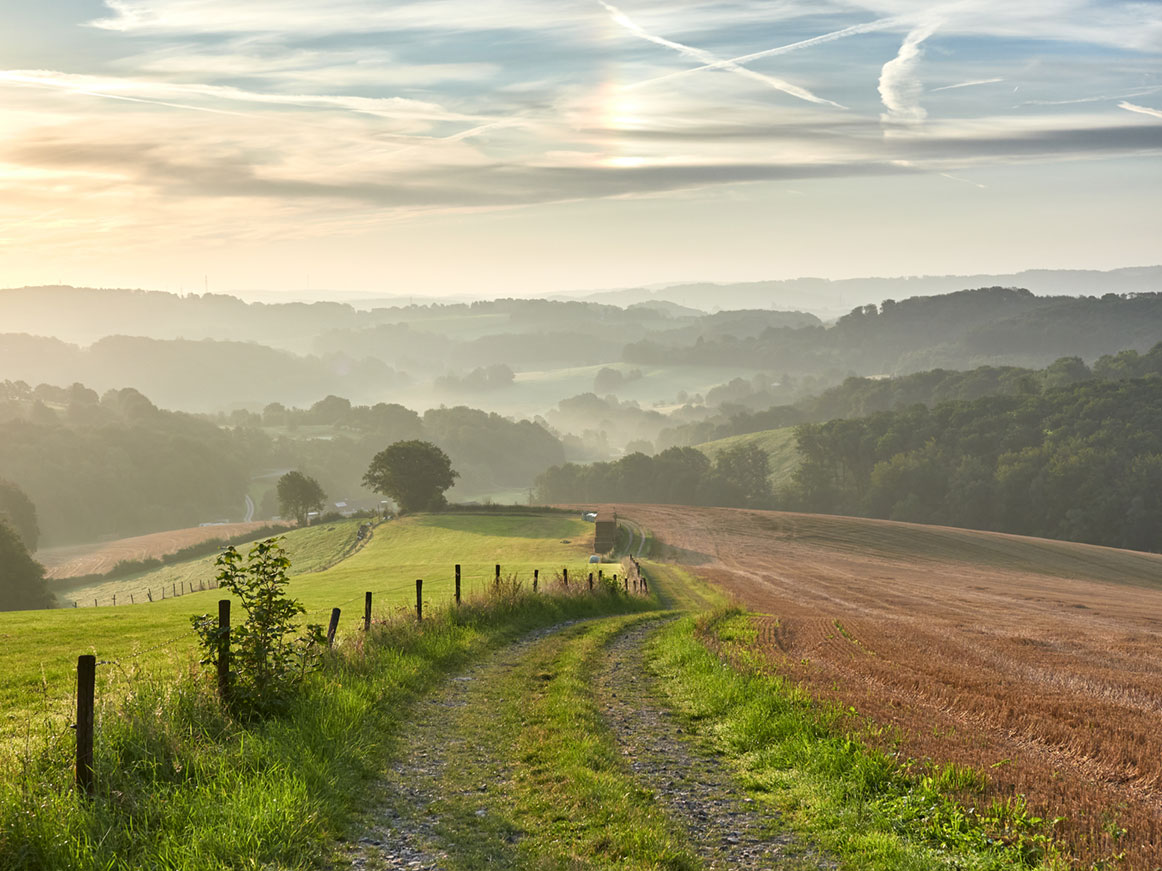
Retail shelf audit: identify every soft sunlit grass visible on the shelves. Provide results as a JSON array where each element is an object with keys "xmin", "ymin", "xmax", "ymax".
[{"xmin": 0, "ymin": 513, "xmax": 602, "ymax": 746}]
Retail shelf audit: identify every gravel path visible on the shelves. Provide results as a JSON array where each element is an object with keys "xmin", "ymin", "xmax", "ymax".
[
  {"xmin": 594, "ymin": 619, "xmax": 833, "ymax": 871},
  {"xmin": 337, "ymin": 623, "xmax": 577, "ymax": 871},
  {"xmin": 336, "ymin": 617, "xmax": 829, "ymax": 870}
]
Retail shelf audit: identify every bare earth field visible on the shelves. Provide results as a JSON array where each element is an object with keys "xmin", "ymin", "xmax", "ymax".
[
  {"xmin": 38, "ymin": 522, "xmax": 280, "ymax": 579},
  {"xmin": 613, "ymin": 504, "xmax": 1162, "ymax": 868}
]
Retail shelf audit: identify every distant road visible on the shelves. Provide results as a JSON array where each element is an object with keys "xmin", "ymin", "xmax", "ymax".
[{"xmin": 244, "ymin": 494, "xmax": 255, "ymax": 523}]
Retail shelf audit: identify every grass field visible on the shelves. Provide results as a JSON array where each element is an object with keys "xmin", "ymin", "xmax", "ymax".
[
  {"xmin": 0, "ymin": 513, "xmax": 600, "ymax": 746},
  {"xmin": 696, "ymin": 425, "xmax": 800, "ymax": 488}
]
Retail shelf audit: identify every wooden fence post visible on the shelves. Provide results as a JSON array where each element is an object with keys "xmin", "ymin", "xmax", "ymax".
[
  {"xmin": 364, "ymin": 591, "xmax": 372, "ymax": 631},
  {"xmin": 147, "ymin": 589, "xmax": 153, "ymax": 602},
  {"xmin": 455, "ymin": 564, "xmax": 462, "ymax": 605},
  {"xmin": 327, "ymin": 608, "xmax": 341, "ymax": 647},
  {"xmin": 533, "ymin": 568, "xmax": 538, "ymax": 593},
  {"xmin": 416, "ymin": 579, "xmax": 423, "ymax": 621},
  {"xmin": 495, "ymin": 564, "xmax": 501, "ymax": 589},
  {"xmin": 112, "ymin": 593, "xmax": 116, "ymax": 606},
  {"xmin": 76, "ymin": 654, "xmax": 95, "ymax": 795},
  {"xmin": 563, "ymin": 567, "xmax": 568, "ymax": 589},
  {"xmin": 588, "ymin": 572, "xmax": 594, "ymax": 591},
  {"xmin": 217, "ymin": 599, "xmax": 231, "ymax": 702},
  {"xmin": 130, "ymin": 593, "xmax": 134, "ymax": 605}
]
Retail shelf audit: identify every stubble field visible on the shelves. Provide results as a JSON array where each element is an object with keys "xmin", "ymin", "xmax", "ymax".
[
  {"xmin": 613, "ymin": 504, "xmax": 1162, "ymax": 867},
  {"xmin": 37, "ymin": 521, "xmax": 281, "ymax": 579}
]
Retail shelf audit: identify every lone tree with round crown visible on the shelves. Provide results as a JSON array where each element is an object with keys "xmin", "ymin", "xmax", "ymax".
[
  {"xmin": 276, "ymin": 470, "xmax": 327, "ymax": 526},
  {"xmin": 363, "ymin": 440, "xmax": 458, "ymax": 514}
]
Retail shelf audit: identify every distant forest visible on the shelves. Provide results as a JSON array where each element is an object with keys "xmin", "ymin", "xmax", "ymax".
[
  {"xmin": 1, "ymin": 286, "xmax": 1161, "ymax": 417},
  {"xmin": 0, "ymin": 384, "xmax": 561, "ymax": 546},
  {"xmin": 538, "ymin": 345, "xmax": 1162, "ymax": 552},
  {"xmin": 3, "ymin": 282, "xmax": 1162, "ymax": 549},
  {"xmin": 627, "ymin": 288, "xmax": 1162, "ymax": 375},
  {"xmin": 786, "ymin": 374, "xmax": 1162, "ymax": 552}
]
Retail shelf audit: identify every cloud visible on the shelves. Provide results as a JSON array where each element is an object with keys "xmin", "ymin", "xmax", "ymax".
[
  {"xmin": 0, "ymin": 70, "xmax": 487, "ymax": 125},
  {"xmin": 930, "ymin": 78, "xmax": 1004, "ymax": 92},
  {"xmin": 1120, "ymin": 100, "xmax": 1162, "ymax": 120},
  {"xmin": 622, "ymin": 16, "xmax": 904, "ymax": 93},
  {"xmin": 596, "ymin": 0, "xmax": 845, "ymax": 108},
  {"xmin": 879, "ymin": 22, "xmax": 939, "ymax": 124}
]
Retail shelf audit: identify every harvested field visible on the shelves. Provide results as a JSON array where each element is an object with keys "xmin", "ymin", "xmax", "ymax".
[
  {"xmin": 613, "ymin": 504, "xmax": 1162, "ymax": 868},
  {"xmin": 38, "ymin": 522, "xmax": 282, "ymax": 579}
]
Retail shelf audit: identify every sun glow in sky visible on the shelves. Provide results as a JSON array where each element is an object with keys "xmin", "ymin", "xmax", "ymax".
[{"xmin": 0, "ymin": 0, "xmax": 1159, "ymax": 296}]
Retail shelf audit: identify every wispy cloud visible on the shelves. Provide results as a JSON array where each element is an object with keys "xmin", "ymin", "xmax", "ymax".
[
  {"xmin": 1119, "ymin": 100, "xmax": 1162, "ymax": 120},
  {"xmin": 879, "ymin": 22, "xmax": 940, "ymax": 124},
  {"xmin": 622, "ymin": 16, "xmax": 903, "ymax": 93},
  {"xmin": 0, "ymin": 70, "xmax": 487, "ymax": 125},
  {"xmin": 596, "ymin": 0, "xmax": 845, "ymax": 109},
  {"xmin": 930, "ymin": 77, "xmax": 1004, "ymax": 92}
]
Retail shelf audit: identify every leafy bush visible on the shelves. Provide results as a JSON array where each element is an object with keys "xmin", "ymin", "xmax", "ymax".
[{"xmin": 191, "ymin": 538, "xmax": 325, "ymax": 718}]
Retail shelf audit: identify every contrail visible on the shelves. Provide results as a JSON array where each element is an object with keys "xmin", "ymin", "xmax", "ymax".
[
  {"xmin": 623, "ymin": 17, "xmax": 901, "ymax": 93},
  {"xmin": 597, "ymin": 0, "xmax": 844, "ymax": 109},
  {"xmin": 1119, "ymin": 100, "xmax": 1162, "ymax": 119},
  {"xmin": 930, "ymin": 77, "xmax": 1003, "ymax": 92},
  {"xmin": 940, "ymin": 172, "xmax": 986, "ymax": 189}
]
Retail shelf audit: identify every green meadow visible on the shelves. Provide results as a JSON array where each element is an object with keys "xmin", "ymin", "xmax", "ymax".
[
  {"xmin": 0, "ymin": 512, "xmax": 602, "ymax": 745},
  {"xmin": 696, "ymin": 425, "xmax": 801, "ymax": 488}
]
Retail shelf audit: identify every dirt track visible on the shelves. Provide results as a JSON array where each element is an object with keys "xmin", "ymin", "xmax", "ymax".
[
  {"xmin": 38, "ymin": 522, "xmax": 279, "ymax": 579},
  {"xmin": 612, "ymin": 504, "xmax": 1162, "ymax": 868}
]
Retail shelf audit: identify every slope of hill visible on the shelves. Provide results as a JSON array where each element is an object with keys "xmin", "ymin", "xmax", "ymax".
[
  {"xmin": 568, "ymin": 265, "xmax": 1162, "ymax": 317},
  {"xmin": 695, "ymin": 427, "xmax": 800, "ymax": 489}
]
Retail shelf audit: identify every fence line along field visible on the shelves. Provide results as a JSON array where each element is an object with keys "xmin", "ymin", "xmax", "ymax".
[
  {"xmin": 37, "ymin": 521, "xmax": 282, "ymax": 579},
  {"xmin": 611, "ymin": 504, "xmax": 1162, "ymax": 868},
  {"xmin": 0, "ymin": 512, "xmax": 600, "ymax": 747}
]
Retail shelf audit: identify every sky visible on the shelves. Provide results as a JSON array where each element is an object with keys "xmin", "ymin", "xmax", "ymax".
[{"xmin": 0, "ymin": 0, "xmax": 1159, "ymax": 298}]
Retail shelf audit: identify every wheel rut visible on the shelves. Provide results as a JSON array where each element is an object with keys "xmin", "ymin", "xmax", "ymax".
[
  {"xmin": 594, "ymin": 619, "xmax": 833, "ymax": 871},
  {"xmin": 338, "ymin": 622, "xmax": 576, "ymax": 871}
]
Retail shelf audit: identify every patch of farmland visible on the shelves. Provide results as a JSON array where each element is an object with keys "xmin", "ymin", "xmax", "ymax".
[
  {"xmin": 37, "ymin": 522, "xmax": 281, "ymax": 579},
  {"xmin": 53, "ymin": 520, "xmax": 365, "ymax": 606},
  {"xmin": 614, "ymin": 503, "xmax": 1162, "ymax": 869}
]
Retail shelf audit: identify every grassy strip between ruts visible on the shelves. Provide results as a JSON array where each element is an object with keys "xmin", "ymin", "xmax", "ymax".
[
  {"xmin": 0, "ymin": 586, "xmax": 656, "ymax": 871},
  {"xmin": 382, "ymin": 612, "xmax": 699, "ymax": 870},
  {"xmin": 645, "ymin": 609, "xmax": 1070, "ymax": 871}
]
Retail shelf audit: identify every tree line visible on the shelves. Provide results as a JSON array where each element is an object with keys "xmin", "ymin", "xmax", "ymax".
[
  {"xmin": 535, "ymin": 444, "xmax": 771, "ymax": 509},
  {"xmin": 626, "ymin": 288, "xmax": 1162, "ymax": 377},
  {"xmin": 658, "ymin": 343, "xmax": 1162, "ymax": 449},
  {"xmin": 783, "ymin": 375, "xmax": 1162, "ymax": 552},
  {"xmin": 0, "ymin": 382, "xmax": 564, "ymax": 545}
]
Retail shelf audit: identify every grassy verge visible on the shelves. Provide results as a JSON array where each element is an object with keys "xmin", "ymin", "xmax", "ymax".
[
  {"xmin": 646, "ymin": 609, "xmax": 1066, "ymax": 871},
  {"xmin": 0, "ymin": 587, "xmax": 654, "ymax": 871}
]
